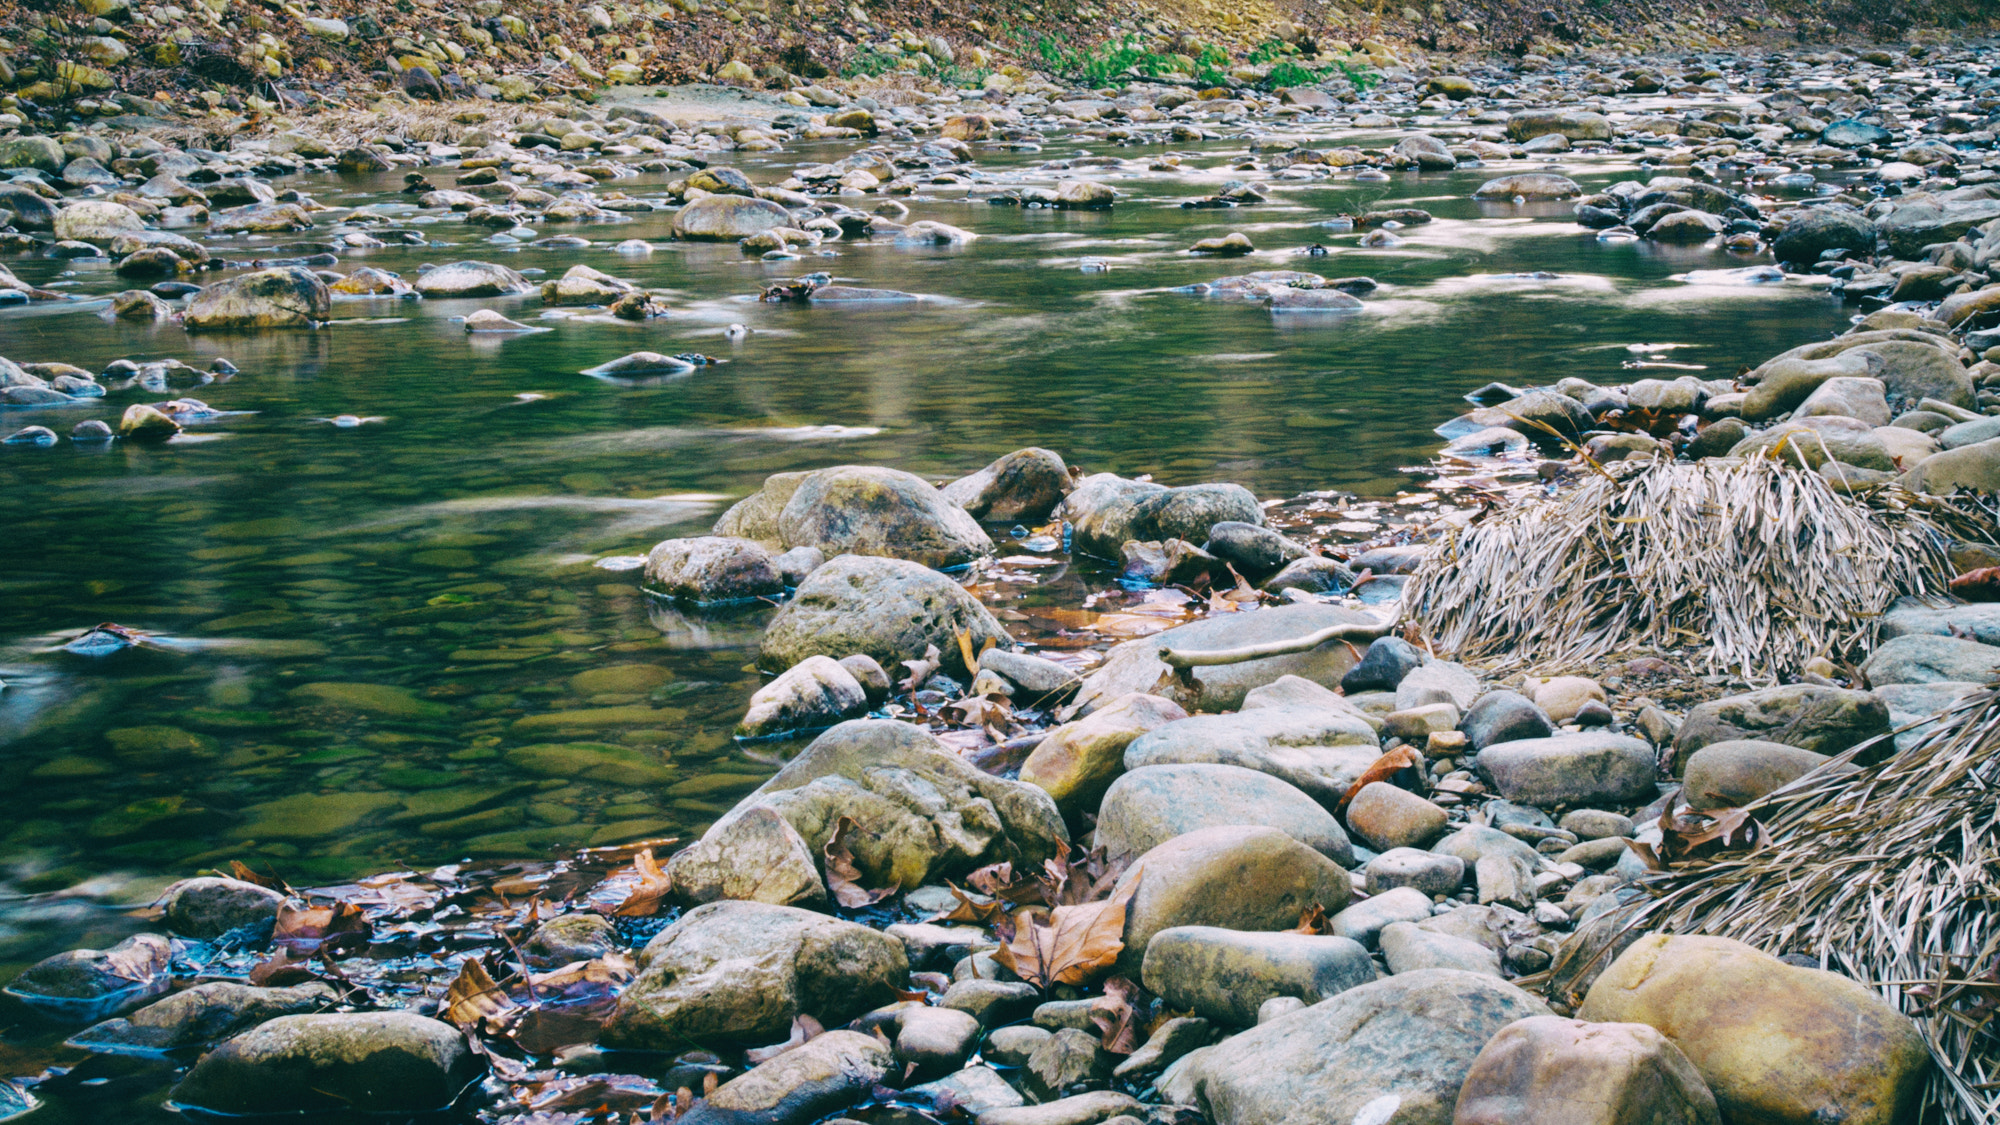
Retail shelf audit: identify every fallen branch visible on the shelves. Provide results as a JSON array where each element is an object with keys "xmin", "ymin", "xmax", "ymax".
[{"xmin": 1160, "ymin": 611, "xmax": 1400, "ymax": 670}]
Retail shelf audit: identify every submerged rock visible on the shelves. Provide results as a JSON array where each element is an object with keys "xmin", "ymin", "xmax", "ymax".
[
  {"xmin": 170, "ymin": 1012, "xmax": 481, "ymax": 1116},
  {"xmin": 6, "ymin": 934, "xmax": 173, "ymax": 1021}
]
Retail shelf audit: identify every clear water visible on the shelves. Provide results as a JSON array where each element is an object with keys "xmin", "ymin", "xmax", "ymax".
[{"xmin": 0, "ymin": 127, "xmax": 1849, "ymax": 983}]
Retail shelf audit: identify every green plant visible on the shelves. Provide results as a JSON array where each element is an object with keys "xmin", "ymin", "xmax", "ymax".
[
  {"xmin": 840, "ymin": 47, "xmax": 901, "ymax": 78},
  {"xmin": 1005, "ymin": 27, "xmax": 1183, "ymax": 87}
]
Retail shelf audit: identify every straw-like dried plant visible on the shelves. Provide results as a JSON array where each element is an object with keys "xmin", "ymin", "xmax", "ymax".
[
  {"xmin": 1629, "ymin": 685, "xmax": 2000, "ymax": 1124},
  {"xmin": 1408, "ymin": 457, "xmax": 1958, "ymax": 682}
]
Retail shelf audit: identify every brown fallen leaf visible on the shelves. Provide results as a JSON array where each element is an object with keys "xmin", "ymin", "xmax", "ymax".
[
  {"xmin": 825, "ymin": 816, "xmax": 898, "ymax": 908},
  {"xmin": 1659, "ymin": 801, "xmax": 1762, "ymax": 864},
  {"xmin": 225, "ymin": 860, "xmax": 279, "ymax": 889},
  {"xmin": 612, "ymin": 849, "xmax": 672, "ymax": 918},
  {"xmin": 1952, "ymin": 567, "xmax": 2000, "ymax": 602},
  {"xmin": 744, "ymin": 1014, "xmax": 824, "ymax": 1065},
  {"xmin": 1338, "ymin": 745, "xmax": 1424, "ymax": 812},
  {"xmin": 1288, "ymin": 903, "xmax": 1331, "ymax": 936},
  {"xmin": 995, "ymin": 867, "xmax": 1141, "ymax": 989},
  {"xmin": 445, "ymin": 958, "xmax": 519, "ymax": 1034},
  {"xmin": 955, "ymin": 628, "xmax": 979, "ymax": 678},
  {"xmin": 273, "ymin": 899, "xmax": 371, "ymax": 954},
  {"xmin": 965, "ymin": 862, "xmax": 1047, "ymax": 907},
  {"xmin": 936, "ymin": 883, "xmax": 1012, "ymax": 928},
  {"xmin": 1089, "ymin": 976, "xmax": 1143, "ymax": 1054},
  {"xmin": 901, "ymin": 644, "xmax": 943, "ymax": 695}
]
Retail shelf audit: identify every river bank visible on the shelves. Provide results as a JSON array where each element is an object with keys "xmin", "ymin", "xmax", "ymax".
[{"xmin": 0, "ymin": 28, "xmax": 1998, "ymax": 1125}]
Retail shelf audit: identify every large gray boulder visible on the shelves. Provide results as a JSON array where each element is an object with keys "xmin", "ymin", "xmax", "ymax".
[
  {"xmin": 1863, "ymin": 633, "xmax": 2000, "ymax": 686},
  {"xmin": 777, "ymin": 466, "xmax": 993, "ymax": 569},
  {"xmin": 1476, "ymin": 734, "xmax": 1657, "ymax": 808},
  {"xmin": 671, "ymin": 720, "xmax": 1067, "ymax": 893},
  {"xmin": 1902, "ymin": 436, "xmax": 2000, "ymax": 494},
  {"xmin": 672, "ymin": 193, "xmax": 794, "ymax": 240},
  {"xmin": 1881, "ymin": 602, "xmax": 2000, "ymax": 646},
  {"xmin": 53, "ymin": 200, "xmax": 144, "ymax": 243},
  {"xmin": 1122, "ymin": 706, "xmax": 1379, "ymax": 810},
  {"xmin": 1069, "ymin": 603, "xmax": 1381, "ymax": 715},
  {"xmin": 1095, "ymin": 763, "xmax": 1353, "ymax": 865},
  {"xmin": 1143, "ymin": 927, "xmax": 1373, "ymax": 1026},
  {"xmin": 183, "ymin": 267, "xmax": 330, "ymax": 330},
  {"xmin": 1772, "ymin": 208, "xmax": 1876, "ymax": 264},
  {"xmin": 169, "ymin": 1012, "xmax": 480, "ymax": 1116},
  {"xmin": 759, "ymin": 554, "xmax": 1008, "ymax": 677},
  {"xmin": 1158, "ymin": 969, "xmax": 1554, "ymax": 1125},
  {"xmin": 1878, "ymin": 197, "xmax": 2000, "ymax": 258},
  {"xmin": 1064, "ymin": 474, "xmax": 1265, "ymax": 560},
  {"xmin": 604, "ymin": 901, "xmax": 908, "ymax": 1049},
  {"xmin": 1672, "ymin": 685, "xmax": 1890, "ymax": 764}
]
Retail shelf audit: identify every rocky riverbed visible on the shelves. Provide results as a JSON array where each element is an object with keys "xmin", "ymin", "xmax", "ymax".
[{"xmin": 0, "ymin": 25, "xmax": 1999, "ymax": 1125}]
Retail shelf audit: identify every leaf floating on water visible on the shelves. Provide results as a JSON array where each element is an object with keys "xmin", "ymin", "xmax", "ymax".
[
  {"xmin": 825, "ymin": 816, "xmax": 897, "ymax": 908},
  {"xmin": 273, "ymin": 900, "xmax": 371, "ymax": 955},
  {"xmin": 611, "ymin": 849, "xmax": 672, "ymax": 918},
  {"xmin": 994, "ymin": 868, "xmax": 1140, "ymax": 989},
  {"xmin": 445, "ymin": 958, "xmax": 519, "ymax": 1034}
]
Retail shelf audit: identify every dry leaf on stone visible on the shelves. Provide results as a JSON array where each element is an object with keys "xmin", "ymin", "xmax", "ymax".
[
  {"xmin": 225, "ymin": 860, "xmax": 280, "ymax": 889},
  {"xmin": 937, "ymin": 884, "xmax": 1012, "ymax": 928},
  {"xmin": 1952, "ymin": 567, "xmax": 2000, "ymax": 602},
  {"xmin": 902, "ymin": 644, "xmax": 943, "ymax": 694},
  {"xmin": 1289, "ymin": 902, "xmax": 1331, "ymax": 935},
  {"xmin": 1338, "ymin": 745, "xmax": 1424, "ymax": 812},
  {"xmin": 1659, "ymin": 803, "xmax": 1762, "ymax": 864},
  {"xmin": 965, "ymin": 862, "xmax": 1047, "ymax": 907},
  {"xmin": 1040, "ymin": 839, "xmax": 1130, "ymax": 908},
  {"xmin": 1089, "ymin": 976, "xmax": 1143, "ymax": 1054},
  {"xmin": 995, "ymin": 869, "xmax": 1140, "ymax": 989},
  {"xmin": 956, "ymin": 628, "xmax": 979, "ymax": 677},
  {"xmin": 825, "ymin": 816, "xmax": 897, "ymax": 908},
  {"xmin": 611, "ymin": 849, "xmax": 672, "ymax": 918}
]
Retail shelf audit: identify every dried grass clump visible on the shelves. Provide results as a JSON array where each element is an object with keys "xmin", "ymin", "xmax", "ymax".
[
  {"xmin": 1634, "ymin": 685, "xmax": 2000, "ymax": 1125},
  {"xmin": 1407, "ymin": 457, "xmax": 1955, "ymax": 682}
]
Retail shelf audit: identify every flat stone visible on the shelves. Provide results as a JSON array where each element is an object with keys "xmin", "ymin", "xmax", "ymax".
[{"xmin": 1143, "ymin": 926, "xmax": 1374, "ymax": 1026}]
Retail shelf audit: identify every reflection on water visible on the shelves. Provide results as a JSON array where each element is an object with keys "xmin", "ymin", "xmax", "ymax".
[{"xmin": 0, "ymin": 133, "xmax": 1848, "ymax": 975}]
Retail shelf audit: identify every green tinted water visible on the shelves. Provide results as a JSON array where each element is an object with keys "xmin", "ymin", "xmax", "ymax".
[{"xmin": 0, "ymin": 134, "xmax": 1847, "ymax": 949}]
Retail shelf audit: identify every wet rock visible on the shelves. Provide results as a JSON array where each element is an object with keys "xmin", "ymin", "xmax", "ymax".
[
  {"xmin": 118, "ymin": 403, "xmax": 181, "ymax": 441},
  {"xmin": 1863, "ymin": 633, "xmax": 2000, "ymax": 686},
  {"xmin": 605, "ymin": 901, "xmax": 907, "ymax": 1049},
  {"xmin": 1143, "ymin": 926, "xmax": 1372, "ymax": 1027},
  {"xmin": 1119, "ymin": 538, "xmax": 1216, "ymax": 586},
  {"xmin": 54, "ymin": 200, "xmax": 145, "ymax": 243},
  {"xmin": 541, "ymin": 264, "xmax": 634, "ymax": 304},
  {"xmin": 158, "ymin": 876, "xmax": 285, "ymax": 939},
  {"xmin": 108, "ymin": 289, "xmax": 172, "ymax": 320},
  {"xmin": 1454, "ymin": 1016, "xmax": 1721, "ymax": 1125},
  {"xmin": 778, "ymin": 466, "xmax": 993, "ymax": 569},
  {"xmin": 1506, "ymin": 110, "xmax": 1612, "ymax": 142},
  {"xmin": 71, "ymin": 982, "xmax": 338, "ymax": 1053},
  {"xmin": 1190, "ymin": 232, "xmax": 1255, "ymax": 255},
  {"xmin": 1055, "ymin": 180, "xmax": 1117, "ymax": 209},
  {"xmin": 1821, "ymin": 120, "xmax": 1893, "ymax": 148},
  {"xmin": 666, "ymin": 805, "xmax": 826, "ymax": 908},
  {"xmin": 1202, "ymin": 522, "xmax": 1307, "ymax": 581},
  {"xmin": 1159, "ymin": 969, "xmax": 1553, "ymax": 1125},
  {"xmin": 1681, "ymin": 740, "xmax": 1834, "ymax": 811},
  {"xmin": 1673, "ymin": 685, "xmax": 1890, "ymax": 762},
  {"xmin": 209, "ymin": 203, "xmax": 315, "ymax": 234},
  {"xmin": 682, "ymin": 1029, "xmax": 891, "ymax": 1125},
  {"xmin": 1020, "ymin": 693, "xmax": 1188, "ymax": 824},
  {"xmin": 1477, "ymin": 734, "xmax": 1657, "ymax": 808},
  {"xmin": 942, "ymin": 979, "xmax": 1039, "ymax": 1026},
  {"xmin": 1064, "ymin": 474, "xmax": 1265, "ymax": 561},
  {"xmin": 462, "ymin": 308, "xmax": 534, "ymax": 332},
  {"xmin": 6, "ymin": 934, "xmax": 172, "ymax": 1021},
  {"xmin": 1114, "ymin": 825, "xmax": 1353, "ymax": 976},
  {"xmin": 1095, "ymin": 762, "xmax": 1352, "ymax": 864},
  {"xmin": 644, "ymin": 535, "xmax": 783, "ymax": 603},
  {"xmin": 1122, "ymin": 704, "xmax": 1379, "ymax": 808},
  {"xmin": 183, "ymin": 266, "xmax": 330, "ymax": 330},
  {"xmin": 1474, "ymin": 174, "xmax": 1581, "ymax": 200},
  {"xmin": 414, "ymin": 260, "xmax": 533, "ymax": 298},
  {"xmin": 1580, "ymin": 935, "xmax": 1926, "ymax": 1125},
  {"xmin": 673, "ymin": 194, "xmax": 794, "ymax": 241},
  {"xmin": 526, "ymin": 913, "xmax": 618, "ymax": 964},
  {"xmin": 1261, "ymin": 555, "xmax": 1358, "ymax": 594},
  {"xmin": 737, "ymin": 655, "xmax": 869, "ymax": 739},
  {"xmin": 940, "ymin": 447, "xmax": 1072, "ymax": 522},
  {"xmin": 169, "ymin": 1012, "xmax": 480, "ymax": 1116},
  {"xmin": 760, "ymin": 555, "xmax": 1008, "ymax": 677},
  {"xmin": 909, "ymin": 1065, "xmax": 1023, "ymax": 1115},
  {"xmin": 684, "ymin": 719, "xmax": 1065, "ymax": 890},
  {"xmin": 1342, "ymin": 636, "xmax": 1424, "ymax": 693}
]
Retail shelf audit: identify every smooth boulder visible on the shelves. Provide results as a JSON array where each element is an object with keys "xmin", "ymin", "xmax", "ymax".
[
  {"xmin": 1094, "ymin": 763, "xmax": 1353, "ymax": 864},
  {"xmin": 1454, "ymin": 1016, "xmax": 1721, "ymax": 1125},
  {"xmin": 760, "ymin": 554, "xmax": 1008, "ymax": 677},
  {"xmin": 170, "ymin": 1012, "xmax": 480, "ymax": 1116},
  {"xmin": 1143, "ymin": 926, "xmax": 1373, "ymax": 1026},
  {"xmin": 1114, "ymin": 825, "xmax": 1352, "ymax": 977},
  {"xmin": 182, "ymin": 267, "xmax": 330, "ymax": 330},
  {"xmin": 777, "ymin": 466, "xmax": 993, "ymax": 570},
  {"xmin": 1477, "ymin": 734, "xmax": 1658, "ymax": 808}
]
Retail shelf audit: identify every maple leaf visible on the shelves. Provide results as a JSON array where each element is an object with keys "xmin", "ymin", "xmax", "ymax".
[
  {"xmin": 994, "ymin": 867, "xmax": 1141, "ymax": 990},
  {"xmin": 1338, "ymin": 745, "xmax": 1424, "ymax": 811},
  {"xmin": 1089, "ymin": 976, "xmax": 1143, "ymax": 1054},
  {"xmin": 825, "ymin": 816, "xmax": 897, "ymax": 908},
  {"xmin": 936, "ymin": 883, "xmax": 1012, "ymax": 928},
  {"xmin": 611, "ymin": 849, "xmax": 672, "ymax": 917}
]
